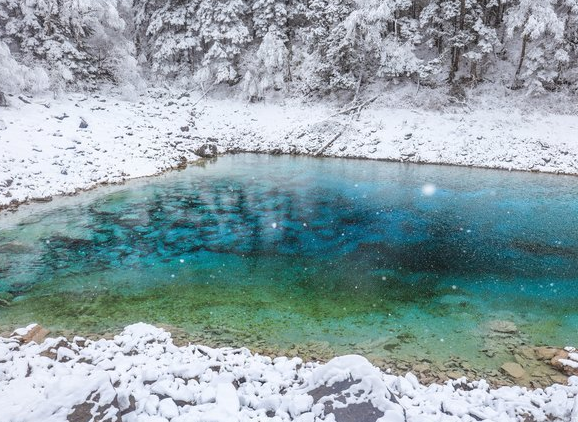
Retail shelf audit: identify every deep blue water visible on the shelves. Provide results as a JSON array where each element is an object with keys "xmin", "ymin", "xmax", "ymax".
[{"xmin": 1, "ymin": 154, "xmax": 577, "ymax": 383}]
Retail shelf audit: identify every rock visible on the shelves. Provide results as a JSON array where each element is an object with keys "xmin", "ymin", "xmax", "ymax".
[
  {"xmin": 194, "ymin": 143, "xmax": 218, "ymax": 158},
  {"xmin": 0, "ymin": 91, "xmax": 7, "ymax": 107},
  {"xmin": 501, "ymin": 362, "xmax": 526, "ymax": 379},
  {"xmin": 79, "ymin": 118, "xmax": 88, "ymax": 129},
  {"xmin": 413, "ymin": 363, "xmax": 430, "ymax": 373},
  {"xmin": 180, "ymin": 125, "xmax": 189, "ymax": 132},
  {"xmin": 11, "ymin": 324, "xmax": 50, "ymax": 344},
  {"xmin": 159, "ymin": 398, "xmax": 179, "ymax": 419},
  {"xmin": 519, "ymin": 347, "xmax": 536, "ymax": 360},
  {"xmin": 534, "ymin": 346, "xmax": 559, "ymax": 361},
  {"xmin": 447, "ymin": 371, "xmax": 464, "ymax": 380},
  {"xmin": 550, "ymin": 374, "xmax": 569, "ymax": 385},
  {"xmin": 488, "ymin": 320, "xmax": 518, "ymax": 334},
  {"xmin": 176, "ymin": 156, "xmax": 187, "ymax": 170},
  {"xmin": 551, "ymin": 350, "xmax": 578, "ymax": 376},
  {"xmin": 0, "ymin": 292, "xmax": 12, "ymax": 307}
]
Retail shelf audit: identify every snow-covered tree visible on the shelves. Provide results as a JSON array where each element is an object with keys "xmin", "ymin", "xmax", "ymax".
[
  {"xmin": 420, "ymin": 0, "xmax": 501, "ymax": 83},
  {"xmin": 252, "ymin": 0, "xmax": 288, "ymax": 38},
  {"xmin": 0, "ymin": 40, "xmax": 49, "ymax": 96},
  {"xmin": 241, "ymin": 0, "xmax": 291, "ymax": 99},
  {"xmin": 143, "ymin": 0, "xmax": 203, "ymax": 80},
  {"xmin": 302, "ymin": 0, "xmax": 420, "ymax": 93},
  {"xmin": 242, "ymin": 30, "xmax": 289, "ymax": 99},
  {"xmin": 0, "ymin": 0, "xmax": 138, "ymax": 91},
  {"xmin": 196, "ymin": 0, "xmax": 251, "ymax": 88},
  {"xmin": 505, "ymin": 0, "xmax": 576, "ymax": 92}
]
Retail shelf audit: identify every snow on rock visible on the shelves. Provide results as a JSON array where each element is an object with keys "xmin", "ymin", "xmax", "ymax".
[
  {"xmin": 1, "ymin": 324, "xmax": 578, "ymax": 422},
  {"xmin": 552, "ymin": 349, "xmax": 578, "ymax": 376},
  {"xmin": 2, "ymin": 89, "xmax": 578, "ymax": 209}
]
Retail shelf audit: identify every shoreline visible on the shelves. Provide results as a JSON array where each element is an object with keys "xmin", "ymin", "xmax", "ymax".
[
  {"xmin": 2, "ymin": 89, "xmax": 578, "ymax": 212},
  {"xmin": 0, "ymin": 319, "xmax": 573, "ymax": 390},
  {"xmin": 1, "ymin": 323, "xmax": 578, "ymax": 422},
  {"xmin": 3, "ymin": 150, "xmax": 578, "ymax": 215}
]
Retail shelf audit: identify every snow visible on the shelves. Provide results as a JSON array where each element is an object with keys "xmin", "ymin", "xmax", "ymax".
[
  {"xmin": 0, "ymin": 323, "xmax": 577, "ymax": 422},
  {"xmin": 2, "ymin": 89, "xmax": 578, "ymax": 419},
  {"xmin": 2, "ymin": 89, "xmax": 578, "ymax": 209}
]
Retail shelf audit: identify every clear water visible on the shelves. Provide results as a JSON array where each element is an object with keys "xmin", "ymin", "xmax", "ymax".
[{"xmin": 1, "ymin": 155, "xmax": 577, "ymax": 384}]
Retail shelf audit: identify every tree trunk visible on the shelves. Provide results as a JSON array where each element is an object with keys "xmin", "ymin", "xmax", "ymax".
[
  {"xmin": 515, "ymin": 34, "xmax": 529, "ymax": 79},
  {"xmin": 449, "ymin": 1, "xmax": 466, "ymax": 83}
]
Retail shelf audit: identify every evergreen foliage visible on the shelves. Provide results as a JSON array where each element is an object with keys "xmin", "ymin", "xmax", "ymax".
[{"xmin": 2, "ymin": 0, "xmax": 578, "ymax": 97}]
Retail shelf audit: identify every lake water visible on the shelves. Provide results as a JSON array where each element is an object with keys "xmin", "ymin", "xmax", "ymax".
[{"xmin": 1, "ymin": 154, "xmax": 577, "ymax": 385}]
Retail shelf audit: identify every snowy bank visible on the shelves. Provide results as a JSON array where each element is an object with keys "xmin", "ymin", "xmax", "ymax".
[
  {"xmin": 1, "ymin": 323, "xmax": 577, "ymax": 422},
  {"xmin": 1, "ymin": 90, "xmax": 578, "ymax": 209}
]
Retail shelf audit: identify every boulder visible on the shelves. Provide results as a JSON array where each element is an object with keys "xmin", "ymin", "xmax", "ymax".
[
  {"xmin": 551, "ymin": 350, "xmax": 578, "ymax": 376},
  {"xmin": 11, "ymin": 324, "xmax": 50, "ymax": 344},
  {"xmin": 501, "ymin": 362, "xmax": 526, "ymax": 379},
  {"xmin": 176, "ymin": 156, "xmax": 187, "ymax": 170},
  {"xmin": 534, "ymin": 346, "xmax": 559, "ymax": 361},
  {"xmin": 194, "ymin": 143, "xmax": 218, "ymax": 158}
]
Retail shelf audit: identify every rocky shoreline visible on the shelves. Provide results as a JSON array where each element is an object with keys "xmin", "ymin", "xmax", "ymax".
[
  {"xmin": 4, "ymin": 321, "xmax": 576, "ymax": 391},
  {"xmin": 2, "ymin": 90, "xmax": 578, "ymax": 212},
  {"xmin": 2, "ymin": 323, "xmax": 578, "ymax": 422}
]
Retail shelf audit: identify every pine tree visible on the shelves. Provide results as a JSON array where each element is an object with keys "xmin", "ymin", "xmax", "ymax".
[
  {"xmin": 505, "ymin": 0, "xmax": 567, "ymax": 92},
  {"xmin": 143, "ymin": 0, "xmax": 202, "ymax": 79},
  {"xmin": 420, "ymin": 0, "xmax": 500, "ymax": 84},
  {"xmin": 0, "ymin": 40, "xmax": 49, "ymax": 96},
  {"xmin": 303, "ymin": 0, "xmax": 420, "ymax": 93},
  {"xmin": 242, "ymin": 30, "xmax": 289, "ymax": 99},
  {"xmin": 196, "ymin": 0, "xmax": 251, "ymax": 87},
  {"xmin": 0, "ymin": 0, "xmax": 137, "ymax": 90},
  {"xmin": 251, "ymin": 0, "xmax": 288, "ymax": 38},
  {"xmin": 241, "ymin": 0, "xmax": 290, "ymax": 99}
]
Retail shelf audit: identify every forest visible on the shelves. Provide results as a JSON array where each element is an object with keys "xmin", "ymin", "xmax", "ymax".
[{"xmin": 1, "ymin": 0, "xmax": 578, "ymax": 100}]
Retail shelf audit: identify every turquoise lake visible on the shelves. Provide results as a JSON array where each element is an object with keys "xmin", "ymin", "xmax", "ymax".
[{"xmin": 1, "ymin": 154, "xmax": 577, "ymax": 384}]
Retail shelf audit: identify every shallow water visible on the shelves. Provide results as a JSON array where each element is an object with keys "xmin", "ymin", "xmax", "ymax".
[{"xmin": 1, "ymin": 155, "xmax": 577, "ymax": 384}]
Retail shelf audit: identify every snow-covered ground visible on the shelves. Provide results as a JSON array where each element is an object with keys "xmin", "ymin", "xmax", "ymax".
[
  {"xmin": 1, "ymin": 89, "xmax": 578, "ymax": 209},
  {"xmin": 2, "ymin": 91, "xmax": 578, "ymax": 419},
  {"xmin": 0, "ymin": 323, "xmax": 577, "ymax": 422}
]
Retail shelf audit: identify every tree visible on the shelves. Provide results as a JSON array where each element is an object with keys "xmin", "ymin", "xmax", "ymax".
[
  {"xmin": 0, "ymin": 0, "xmax": 138, "ymax": 91},
  {"xmin": 143, "ymin": 0, "xmax": 202, "ymax": 80},
  {"xmin": 303, "ymin": 0, "xmax": 420, "ymax": 93},
  {"xmin": 0, "ymin": 40, "xmax": 49, "ymax": 96},
  {"xmin": 196, "ymin": 0, "xmax": 251, "ymax": 88},
  {"xmin": 420, "ymin": 0, "xmax": 500, "ymax": 84},
  {"xmin": 242, "ymin": 30, "xmax": 289, "ymax": 99},
  {"xmin": 251, "ymin": 0, "xmax": 288, "ymax": 38},
  {"xmin": 505, "ymin": 0, "xmax": 567, "ymax": 92}
]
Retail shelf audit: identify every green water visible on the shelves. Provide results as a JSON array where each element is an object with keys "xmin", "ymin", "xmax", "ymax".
[{"xmin": 1, "ymin": 154, "xmax": 577, "ymax": 384}]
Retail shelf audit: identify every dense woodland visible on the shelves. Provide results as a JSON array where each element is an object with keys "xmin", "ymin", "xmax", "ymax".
[{"xmin": 1, "ymin": 0, "xmax": 578, "ymax": 100}]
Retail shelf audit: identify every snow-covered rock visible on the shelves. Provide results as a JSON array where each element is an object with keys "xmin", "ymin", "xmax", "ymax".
[{"xmin": 1, "ymin": 324, "xmax": 578, "ymax": 422}]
